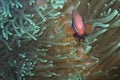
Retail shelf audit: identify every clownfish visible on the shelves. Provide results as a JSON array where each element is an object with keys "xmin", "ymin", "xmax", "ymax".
[
  {"xmin": 64, "ymin": 9, "xmax": 92, "ymax": 42},
  {"xmin": 72, "ymin": 9, "xmax": 85, "ymax": 41}
]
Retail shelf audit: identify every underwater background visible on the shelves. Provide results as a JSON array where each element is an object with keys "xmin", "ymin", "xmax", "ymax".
[{"xmin": 0, "ymin": 0, "xmax": 120, "ymax": 80}]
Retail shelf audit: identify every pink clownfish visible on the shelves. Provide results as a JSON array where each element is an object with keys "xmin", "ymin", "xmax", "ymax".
[
  {"xmin": 72, "ymin": 9, "xmax": 85, "ymax": 41},
  {"xmin": 64, "ymin": 9, "xmax": 92, "ymax": 41}
]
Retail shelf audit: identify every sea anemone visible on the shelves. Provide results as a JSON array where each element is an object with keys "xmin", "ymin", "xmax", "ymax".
[
  {"xmin": 0, "ymin": 0, "xmax": 120, "ymax": 80},
  {"xmin": 0, "ymin": 0, "xmax": 64, "ymax": 80}
]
